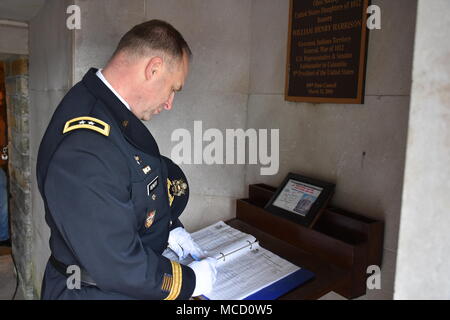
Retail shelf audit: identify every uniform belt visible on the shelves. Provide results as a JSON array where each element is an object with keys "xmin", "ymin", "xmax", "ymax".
[{"xmin": 49, "ymin": 255, "xmax": 98, "ymax": 287}]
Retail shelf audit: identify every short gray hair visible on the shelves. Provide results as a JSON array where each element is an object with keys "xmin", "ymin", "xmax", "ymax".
[{"xmin": 113, "ymin": 20, "xmax": 192, "ymax": 62}]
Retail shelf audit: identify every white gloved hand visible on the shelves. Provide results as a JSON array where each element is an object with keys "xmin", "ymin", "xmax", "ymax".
[
  {"xmin": 168, "ymin": 227, "xmax": 205, "ymax": 260},
  {"xmin": 188, "ymin": 257, "xmax": 218, "ymax": 297}
]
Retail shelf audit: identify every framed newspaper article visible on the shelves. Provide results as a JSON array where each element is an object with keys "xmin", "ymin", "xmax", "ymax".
[{"xmin": 265, "ymin": 173, "xmax": 335, "ymax": 228}]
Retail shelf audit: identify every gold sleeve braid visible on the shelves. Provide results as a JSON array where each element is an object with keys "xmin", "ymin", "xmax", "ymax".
[{"xmin": 163, "ymin": 261, "xmax": 182, "ymax": 300}]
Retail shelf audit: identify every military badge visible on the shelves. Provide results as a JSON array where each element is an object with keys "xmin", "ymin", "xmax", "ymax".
[
  {"xmin": 171, "ymin": 179, "xmax": 188, "ymax": 196},
  {"xmin": 145, "ymin": 210, "xmax": 156, "ymax": 229},
  {"xmin": 167, "ymin": 179, "xmax": 188, "ymax": 207},
  {"xmin": 143, "ymin": 166, "xmax": 152, "ymax": 175}
]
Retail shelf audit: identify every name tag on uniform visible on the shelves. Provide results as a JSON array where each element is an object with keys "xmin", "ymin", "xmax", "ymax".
[{"xmin": 147, "ymin": 177, "xmax": 159, "ymax": 196}]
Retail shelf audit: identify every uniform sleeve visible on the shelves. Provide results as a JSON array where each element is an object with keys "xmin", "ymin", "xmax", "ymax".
[{"xmin": 44, "ymin": 130, "xmax": 195, "ymax": 299}]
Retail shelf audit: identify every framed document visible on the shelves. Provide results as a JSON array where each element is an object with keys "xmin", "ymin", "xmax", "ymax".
[
  {"xmin": 285, "ymin": 0, "xmax": 370, "ymax": 104},
  {"xmin": 265, "ymin": 173, "xmax": 335, "ymax": 227}
]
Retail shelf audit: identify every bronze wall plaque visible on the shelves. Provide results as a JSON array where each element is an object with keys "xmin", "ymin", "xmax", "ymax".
[{"xmin": 285, "ymin": 0, "xmax": 370, "ymax": 104}]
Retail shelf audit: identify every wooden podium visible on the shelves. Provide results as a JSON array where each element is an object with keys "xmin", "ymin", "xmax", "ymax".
[{"xmin": 227, "ymin": 184, "xmax": 384, "ymax": 300}]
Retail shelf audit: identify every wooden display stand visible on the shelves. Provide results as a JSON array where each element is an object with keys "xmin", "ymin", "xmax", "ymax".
[{"xmin": 227, "ymin": 184, "xmax": 384, "ymax": 299}]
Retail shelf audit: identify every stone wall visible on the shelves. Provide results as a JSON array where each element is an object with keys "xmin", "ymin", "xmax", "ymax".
[
  {"xmin": 395, "ymin": 0, "xmax": 450, "ymax": 299},
  {"xmin": 246, "ymin": 0, "xmax": 417, "ymax": 300},
  {"xmin": 2, "ymin": 56, "xmax": 32, "ymax": 299},
  {"xmin": 28, "ymin": 0, "xmax": 73, "ymax": 298}
]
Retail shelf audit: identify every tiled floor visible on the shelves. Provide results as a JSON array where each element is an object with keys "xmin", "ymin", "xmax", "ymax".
[{"xmin": 0, "ymin": 251, "xmax": 23, "ymax": 300}]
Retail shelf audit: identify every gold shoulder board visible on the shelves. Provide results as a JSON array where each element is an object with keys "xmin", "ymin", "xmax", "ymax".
[{"xmin": 63, "ymin": 117, "xmax": 110, "ymax": 137}]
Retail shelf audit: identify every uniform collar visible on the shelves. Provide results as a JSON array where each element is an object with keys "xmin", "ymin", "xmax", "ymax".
[
  {"xmin": 82, "ymin": 68, "xmax": 160, "ymax": 157},
  {"xmin": 95, "ymin": 69, "xmax": 132, "ymax": 112}
]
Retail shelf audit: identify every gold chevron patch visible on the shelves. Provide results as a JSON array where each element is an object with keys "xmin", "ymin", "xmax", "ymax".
[{"xmin": 63, "ymin": 117, "xmax": 110, "ymax": 137}]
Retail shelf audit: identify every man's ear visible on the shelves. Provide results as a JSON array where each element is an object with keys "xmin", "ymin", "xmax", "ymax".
[{"xmin": 145, "ymin": 56, "xmax": 164, "ymax": 80}]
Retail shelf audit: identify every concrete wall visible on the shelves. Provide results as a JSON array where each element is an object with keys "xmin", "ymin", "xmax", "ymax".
[
  {"xmin": 246, "ymin": 0, "xmax": 417, "ymax": 300},
  {"xmin": 29, "ymin": 0, "xmax": 73, "ymax": 298},
  {"xmin": 395, "ymin": 0, "xmax": 450, "ymax": 300},
  {"xmin": 73, "ymin": 0, "xmax": 252, "ymax": 231},
  {"xmin": 0, "ymin": 0, "xmax": 46, "ymax": 22},
  {"xmin": 0, "ymin": 24, "xmax": 28, "ymax": 55}
]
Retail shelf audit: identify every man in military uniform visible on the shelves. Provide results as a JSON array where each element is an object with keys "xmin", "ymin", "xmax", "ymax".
[{"xmin": 37, "ymin": 20, "xmax": 217, "ymax": 299}]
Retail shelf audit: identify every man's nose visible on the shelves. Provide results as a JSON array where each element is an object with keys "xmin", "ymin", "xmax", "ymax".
[{"xmin": 164, "ymin": 92, "xmax": 175, "ymax": 110}]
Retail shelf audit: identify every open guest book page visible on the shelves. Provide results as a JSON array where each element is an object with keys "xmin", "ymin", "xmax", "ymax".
[{"xmin": 163, "ymin": 221, "xmax": 315, "ymax": 300}]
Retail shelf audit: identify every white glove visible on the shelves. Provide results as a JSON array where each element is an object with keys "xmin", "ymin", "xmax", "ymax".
[
  {"xmin": 168, "ymin": 227, "xmax": 205, "ymax": 260},
  {"xmin": 188, "ymin": 257, "xmax": 218, "ymax": 297}
]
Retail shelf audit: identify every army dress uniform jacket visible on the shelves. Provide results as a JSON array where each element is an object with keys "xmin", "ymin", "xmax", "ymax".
[{"xmin": 37, "ymin": 68, "xmax": 196, "ymax": 300}]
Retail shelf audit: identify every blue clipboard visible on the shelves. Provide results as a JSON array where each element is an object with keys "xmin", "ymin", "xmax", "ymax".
[{"xmin": 243, "ymin": 268, "xmax": 315, "ymax": 300}]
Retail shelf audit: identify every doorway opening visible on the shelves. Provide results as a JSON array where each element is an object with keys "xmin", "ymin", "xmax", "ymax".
[
  {"xmin": 0, "ymin": 59, "xmax": 11, "ymax": 256},
  {"xmin": 0, "ymin": 54, "xmax": 31, "ymax": 300}
]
